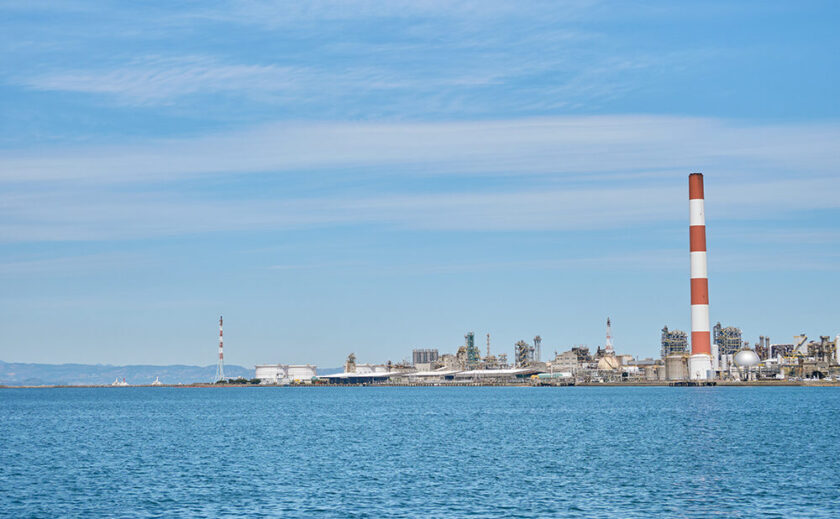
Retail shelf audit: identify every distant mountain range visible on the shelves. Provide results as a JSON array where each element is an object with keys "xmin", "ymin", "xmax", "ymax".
[{"xmin": 0, "ymin": 361, "xmax": 343, "ymax": 386}]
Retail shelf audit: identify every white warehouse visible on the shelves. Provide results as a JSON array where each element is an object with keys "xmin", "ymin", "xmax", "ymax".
[{"xmin": 255, "ymin": 364, "xmax": 317, "ymax": 384}]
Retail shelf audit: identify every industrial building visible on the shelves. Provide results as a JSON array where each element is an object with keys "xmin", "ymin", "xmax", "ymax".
[
  {"xmin": 482, "ymin": 334, "xmax": 503, "ymax": 369},
  {"xmin": 237, "ymin": 174, "xmax": 839, "ymax": 387},
  {"xmin": 550, "ymin": 350, "xmax": 580, "ymax": 373},
  {"xmin": 254, "ymin": 364, "xmax": 318, "ymax": 384},
  {"xmin": 665, "ymin": 355, "xmax": 688, "ymax": 381},
  {"xmin": 319, "ymin": 371, "xmax": 393, "ymax": 384},
  {"xmin": 312, "ymin": 332, "xmax": 559, "ymax": 385},
  {"xmin": 571, "ymin": 347, "xmax": 592, "ymax": 363},
  {"xmin": 249, "ymin": 327, "xmax": 837, "ymax": 387},
  {"xmin": 515, "ymin": 340, "xmax": 534, "ymax": 367},
  {"xmin": 465, "ymin": 332, "xmax": 481, "ymax": 369},
  {"xmin": 713, "ymin": 322, "xmax": 743, "ymax": 356},
  {"xmin": 754, "ymin": 336, "xmax": 772, "ymax": 358},
  {"xmin": 412, "ymin": 349, "xmax": 439, "ymax": 366},
  {"xmin": 660, "ymin": 326, "xmax": 687, "ymax": 358},
  {"xmin": 255, "ymin": 330, "xmax": 837, "ymax": 387},
  {"xmin": 660, "ymin": 331, "xmax": 840, "ymax": 382}
]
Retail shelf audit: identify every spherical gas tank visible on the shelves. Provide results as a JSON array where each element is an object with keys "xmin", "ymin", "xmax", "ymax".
[{"xmin": 734, "ymin": 349, "xmax": 760, "ymax": 368}]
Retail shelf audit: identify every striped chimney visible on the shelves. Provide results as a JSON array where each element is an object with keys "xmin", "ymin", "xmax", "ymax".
[
  {"xmin": 215, "ymin": 315, "xmax": 225, "ymax": 381},
  {"xmin": 219, "ymin": 316, "xmax": 224, "ymax": 361},
  {"xmin": 689, "ymin": 173, "xmax": 711, "ymax": 357}
]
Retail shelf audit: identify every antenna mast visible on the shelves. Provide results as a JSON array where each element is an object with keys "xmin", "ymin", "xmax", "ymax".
[{"xmin": 605, "ymin": 318, "xmax": 614, "ymax": 354}]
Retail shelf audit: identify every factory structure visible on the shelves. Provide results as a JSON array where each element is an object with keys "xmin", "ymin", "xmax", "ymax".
[
  {"xmin": 252, "ymin": 329, "xmax": 839, "ymax": 386},
  {"xmin": 254, "ymin": 364, "xmax": 318, "ymax": 384},
  {"xmin": 251, "ymin": 174, "xmax": 840, "ymax": 386},
  {"xmin": 657, "ymin": 328, "xmax": 840, "ymax": 382},
  {"xmin": 256, "ymin": 318, "xmax": 679, "ymax": 385},
  {"xmin": 250, "ymin": 322, "xmax": 839, "ymax": 386},
  {"xmin": 650, "ymin": 173, "xmax": 839, "ymax": 383}
]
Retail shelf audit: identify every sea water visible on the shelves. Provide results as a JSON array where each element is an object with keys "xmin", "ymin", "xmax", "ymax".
[{"xmin": 1, "ymin": 386, "xmax": 838, "ymax": 518}]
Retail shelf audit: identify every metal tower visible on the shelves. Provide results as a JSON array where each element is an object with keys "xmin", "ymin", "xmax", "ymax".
[
  {"xmin": 515, "ymin": 340, "xmax": 533, "ymax": 368},
  {"xmin": 605, "ymin": 318, "xmax": 614, "ymax": 354},
  {"xmin": 215, "ymin": 316, "xmax": 225, "ymax": 382},
  {"xmin": 534, "ymin": 335, "xmax": 542, "ymax": 362},
  {"xmin": 486, "ymin": 333, "xmax": 491, "ymax": 358},
  {"xmin": 465, "ymin": 332, "xmax": 481, "ymax": 368}
]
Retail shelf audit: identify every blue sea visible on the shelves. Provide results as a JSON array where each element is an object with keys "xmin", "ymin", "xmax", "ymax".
[{"xmin": 2, "ymin": 387, "xmax": 838, "ymax": 518}]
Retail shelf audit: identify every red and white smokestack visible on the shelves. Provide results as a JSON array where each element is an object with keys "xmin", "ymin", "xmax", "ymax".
[
  {"xmin": 688, "ymin": 173, "xmax": 712, "ymax": 380},
  {"xmin": 215, "ymin": 315, "xmax": 225, "ymax": 381}
]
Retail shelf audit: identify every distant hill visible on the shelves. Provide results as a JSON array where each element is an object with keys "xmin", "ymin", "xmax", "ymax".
[
  {"xmin": 0, "ymin": 361, "xmax": 253, "ymax": 386},
  {"xmin": 0, "ymin": 361, "xmax": 345, "ymax": 386}
]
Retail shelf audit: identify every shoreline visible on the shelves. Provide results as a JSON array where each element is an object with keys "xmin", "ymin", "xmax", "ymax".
[{"xmin": 3, "ymin": 380, "xmax": 839, "ymax": 389}]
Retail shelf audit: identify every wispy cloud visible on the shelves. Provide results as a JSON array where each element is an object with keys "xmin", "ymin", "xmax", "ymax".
[
  {"xmin": 719, "ymin": 229, "xmax": 840, "ymax": 245},
  {"xmin": 20, "ymin": 56, "xmax": 309, "ymax": 104},
  {"xmin": 16, "ymin": 49, "xmax": 649, "ymax": 111},
  {"xmin": 3, "ymin": 0, "xmax": 696, "ymax": 114},
  {"xmin": 3, "ymin": 116, "xmax": 839, "ymax": 183},
  {"xmin": 1, "ymin": 175, "xmax": 838, "ymax": 243},
  {"xmin": 386, "ymin": 249, "xmax": 685, "ymax": 275},
  {"xmin": 1, "ymin": 114, "xmax": 838, "ymax": 243},
  {"xmin": 0, "ymin": 251, "xmax": 150, "ymax": 275},
  {"xmin": 384, "ymin": 248, "xmax": 840, "ymax": 275},
  {"xmin": 187, "ymin": 0, "xmax": 604, "ymax": 27}
]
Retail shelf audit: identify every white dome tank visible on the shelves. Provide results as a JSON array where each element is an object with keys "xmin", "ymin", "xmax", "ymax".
[{"xmin": 734, "ymin": 349, "xmax": 760, "ymax": 368}]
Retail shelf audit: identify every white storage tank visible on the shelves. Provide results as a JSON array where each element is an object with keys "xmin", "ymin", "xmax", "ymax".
[
  {"xmin": 665, "ymin": 355, "xmax": 687, "ymax": 381},
  {"xmin": 734, "ymin": 349, "xmax": 759, "ymax": 368},
  {"xmin": 255, "ymin": 364, "xmax": 288, "ymax": 383},
  {"xmin": 255, "ymin": 364, "xmax": 317, "ymax": 384},
  {"xmin": 287, "ymin": 365, "xmax": 317, "ymax": 383}
]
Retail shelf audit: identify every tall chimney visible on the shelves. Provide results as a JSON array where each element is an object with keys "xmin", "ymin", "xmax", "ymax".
[
  {"xmin": 215, "ymin": 316, "xmax": 225, "ymax": 382},
  {"xmin": 688, "ymin": 173, "xmax": 713, "ymax": 379}
]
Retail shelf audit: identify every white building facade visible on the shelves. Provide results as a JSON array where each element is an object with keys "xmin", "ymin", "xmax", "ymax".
[{"xmin": 255, "ymin": 364, "xmax": 317, "ymax": 384}]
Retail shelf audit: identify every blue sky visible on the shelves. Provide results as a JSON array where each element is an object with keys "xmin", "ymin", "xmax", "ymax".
[{"xmin": 1, "ymin": 0, "xmax": 838, "ymax": 367}]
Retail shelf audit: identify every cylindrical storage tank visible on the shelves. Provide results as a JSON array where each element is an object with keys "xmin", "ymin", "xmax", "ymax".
[
  {"xmin": 656, "ymin": 365, "xmax": 666, "ymax": 381},
  {"xmin": 665, "ymin": 355, "xmax": 688, "ymax": 381},
  {"xmin": 255, "ymin": 364, "xmax": 287, "ymax": 383},
  {"xmin": 287, "ymin": 364, "xmax": 317, "ymax": 383},
  {"xmin": 644, "ymin": 365, "xmax": 657, "ymax": 381},
  {"xmin": 835, "ymin": 335, "xmax": 839, "ymax": 365}
]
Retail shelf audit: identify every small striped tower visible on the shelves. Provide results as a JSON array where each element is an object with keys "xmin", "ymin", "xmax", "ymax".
[
  {"xmin": 215, "ymin": 316, "xmax": 225, "ymax": 382},
  {"xmin": 688, "ymin": 173, "xmax": 713, "ymax": 380},
  {"xmin": 605, "ymin": 317, "xmax": 614, "ymax": 355}
]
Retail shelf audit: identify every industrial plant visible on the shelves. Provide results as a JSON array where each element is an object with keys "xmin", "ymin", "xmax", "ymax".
[
  {"xmin": 253, "ymin": 325, "xmax": 840, "ymax": 386},
  {"xmin": 251, "ymin": 174, "xmax": 840, "ymax": 387}
]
